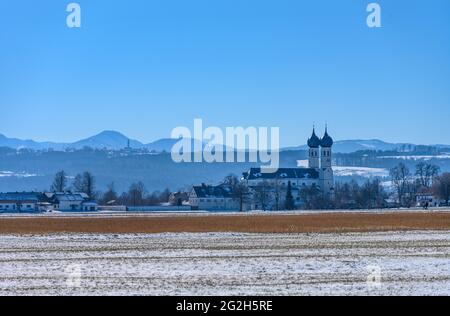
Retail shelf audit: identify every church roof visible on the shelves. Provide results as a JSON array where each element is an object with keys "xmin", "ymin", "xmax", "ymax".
[
  {"xmin": 0, "ymin": 192, "xmax": 46, "ymax": 203},
  {"xmin": 321, "ymin": 127, "xmax": 334, "ymax": 147},
  {"xmin": 192, "ymin": 185, "xmax": 234, "ymax": 198},
  {"xmin": 307, "ymin": 128, "xmax": 321, "ymax": 148},
  {"xmin": 243, "ymin": 168, "xmax": 319, "ymax": 180}
]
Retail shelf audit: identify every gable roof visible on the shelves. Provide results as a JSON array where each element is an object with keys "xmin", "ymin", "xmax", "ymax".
[
  {"xmin": 53, "ymin": 193, "xmax": 86, "ymax": 202},
  {"xmin": 0, "ymin": 192, "xmax": 46, "ymax": 203},
  {"xmin": 192, "ymin": 185, "xmax": 234, "ymax": 199},
  {"xmin": 243, "ymin": 168, "xmax": 319, "ymax": 180}
]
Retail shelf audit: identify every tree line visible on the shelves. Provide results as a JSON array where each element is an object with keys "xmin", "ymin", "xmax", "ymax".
[
  {"xmin": 50, "ymin": 170, "xmax": 171, "ymax": 206},
  {"xmin": 390, "ymin": 162, "xmax": 450, "ymax": 207},
  {"xmin": 222, "ymin": 162, "xmax": 450, "ymax": 211},
  {"xmin": 50, "ymin": 161, "xmax": 450, "ymax": 210}
]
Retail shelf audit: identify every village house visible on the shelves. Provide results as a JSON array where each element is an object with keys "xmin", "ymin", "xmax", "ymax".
[
  {"xmin": 0, "ymin": 192, "xmax": 48, "ymax": 212},
  {"xmin": 169, "ymin": 191, "xmax": 189, "ymax": 206},
  {"xmin": 46, "ymin": 192, "xmax": 98, "ymax": 212},
  {"xmin": 0, "ymin": 192, "xmax": 98, "ymax": 213},
  {"xmin": 189, "ymin": 184, "xmax": 240, "ymax": 211},
  {"xmin": 415, "ymin": 191, "xmax": 444, "ymax": 208}
]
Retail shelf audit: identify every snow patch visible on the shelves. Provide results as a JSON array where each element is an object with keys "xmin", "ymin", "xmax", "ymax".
[
  {"xmin": 0, "ymin": 171, "xmax": 38, "ymax": 178},
  {"xmin": 333, "ymin": 166, "xmax": 389, "ymax": 178}
]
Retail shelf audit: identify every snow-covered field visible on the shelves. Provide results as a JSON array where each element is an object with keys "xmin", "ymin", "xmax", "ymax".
[
  {"xmin": 379, "ymin": 154, "xmax": 450, "ymax": 161},
  {"xmin": 0, "ymin": 231, "xmax": 448, "ymax": 296},
  {"xmin": 297, "ymin": 160, "xmax": 390, "ymax": 178},
  {"xmin": 332, "ymin": 166, "xmax": 390, "ymax": 178}
]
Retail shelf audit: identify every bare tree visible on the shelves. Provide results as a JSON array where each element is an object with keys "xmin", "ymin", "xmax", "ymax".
[
  {"xmin": 72, "ymin": 174, "xmax": 84, "ymax": 192},
  {"xmin": 128, "ymin": 182, "xmax": 147, "ymax": 207},
  {"xmin": 223, "ymin": 175, "xmax": 250, "ymax": 212},
  {"xmin": 358, "ymin": 179, "xmax": 387, "ymax": 209},
  {"xmin": 232, "ymin": 182, "xmax": 251, "ymax": 212},
  {"xmin": 223, "ymin": 174, "xmax": 240, "ymax": 186},
  {"xmin": 299, "ymin": 184, "xmax": 323, "ymax": 209},
  {"xmin": 433, "ymin": 173, "xmax": 450, "ymax": 204},
  {"xmin": 82, "ymin": 172, "xmax": 96, "ymax": 199},
  {"xmin": 273, "ymin": 177, "xmax": 282, "ymax": 211},
  {"xmin": 253, "ymin": 181, "xmax": 270, "ymax": 211},
  {"xmin": 285, "ymin": 181, "xmax": 295, "ymax": 210},
  {"xmin": 390, "ymin": 163, "xmax": 412, "ymax": 207},
  {"xmin": 160, "ymin": 188, "xmax": 171, "ymax": 204},
  {"xmin": 416, "ymin": 162, "xmax": 440, "ymax": 188},
  {"xmin": 51, "ymin": 170, "xmax": 68, "ymax": 192},
  {"xmin": 101, "ymin": 182, "xmax": 118, "ymax": 205},
  {"xmin": 72, "ymin": 172, "xmax": 96, "ymax": 199}
]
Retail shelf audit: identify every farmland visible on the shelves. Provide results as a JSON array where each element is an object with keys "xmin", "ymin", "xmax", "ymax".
[
  {"xmin": 0, "ymin": 210, "xmax": 449, "ymax": 234},
  {"xmin": 0, "ymin": 231, "xmax": 448, "ymax": 296}
]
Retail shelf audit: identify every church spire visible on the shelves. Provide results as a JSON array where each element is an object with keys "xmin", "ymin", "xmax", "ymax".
[
  {"xmin": 307, "ymin": 126, "xmax": 321, "ymax": 148},
  {"xmin": 321, "ymin": 125, "xmax": 334, "ymax": 148}
]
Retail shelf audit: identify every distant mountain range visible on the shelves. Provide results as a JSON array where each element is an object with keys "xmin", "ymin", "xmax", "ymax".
[
  {"xmin": 0, "ymin": 131, "xmax": 204, "ymax": 152},
  {"xmin": 0, "ymin": 131, "xmax": 449, "ymax": 154}
]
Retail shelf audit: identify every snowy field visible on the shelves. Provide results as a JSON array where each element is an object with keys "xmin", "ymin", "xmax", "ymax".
[{"xmin": 0, "ymin": 231, "xmax": 448, "ymax": 296}]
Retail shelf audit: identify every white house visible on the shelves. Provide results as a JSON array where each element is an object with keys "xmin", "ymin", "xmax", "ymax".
[
  {"xmin": 189, "ymin": 184, "xmax": 240, "ymax": 211},
  {"xmin": 47, "ymin": 192, "xmax": 98, "ymax": 212},
  {"xmin": 0, "ymin": 192, "xmax": 45, "ymax": 212},
  {"xmin": 416, "ymin": 192, "xmax": 444, "ymax": 207}
]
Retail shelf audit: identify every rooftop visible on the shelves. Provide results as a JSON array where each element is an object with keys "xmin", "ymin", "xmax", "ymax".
[
  {"xmin": 243, "ymin": 168, "xmax": 319, "ymax": 180},
  {"xmin": 192, "ymin": 185, "xmax": 234, "ymax": 199}
]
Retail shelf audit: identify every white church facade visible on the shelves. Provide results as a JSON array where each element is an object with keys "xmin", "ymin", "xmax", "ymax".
[
  {"xmin": 190, "ymin": 127, "xmax": 335, "ymax": 211},
  {"xmin": 306, "ymin": 126, "xmax": 335, "ymax": 195},
  {"xmin": 242, "ymin": 127, "xmax": 335, "ymax": 207}
]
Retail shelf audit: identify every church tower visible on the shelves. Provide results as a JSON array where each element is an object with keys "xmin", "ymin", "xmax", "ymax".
[
  {"xmin": 307, "ymin": 127, "xmax": 321, "ymax": 169},
  {"xmin": 320, "ymin": 126, "xmax": 334, "ymax": 195},
  {"xmin": 320, "ymin": 126, "xmax": 333, "ymax": 168}
]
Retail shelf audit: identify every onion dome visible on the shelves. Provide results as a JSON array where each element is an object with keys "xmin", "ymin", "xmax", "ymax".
[
  {"xmin": 321, "ymin": 127, "xmax": 334, "ymax": 147},
  {"xmin": 307, "ymin": 128, "xmax": 321, "ymax": 148}
]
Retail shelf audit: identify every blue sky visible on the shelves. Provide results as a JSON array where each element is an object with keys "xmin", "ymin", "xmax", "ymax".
[{"xmin": 0, "ymin": 0, "xmax": 449, "ymax": 147}]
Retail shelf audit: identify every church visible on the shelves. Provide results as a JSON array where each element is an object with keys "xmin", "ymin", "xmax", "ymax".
[
  {"xmin": 190, "ymin": 127, "xmax": 335, "ymax": 211},
  {"xmin": 243, "ymin": 127, "xmax": 335, "ymax": 197},
  {"xmin": 305, "ymin": 126, "xmax": 335, "ymax": 195}
]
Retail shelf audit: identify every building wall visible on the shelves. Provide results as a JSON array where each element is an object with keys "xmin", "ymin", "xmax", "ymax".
[
  {"xmin": 0, "ymin": 202, "xmax": 36, "ymax": 212},
  {"xmin": 319, "ymin": 167, "xmax": 334, "ymax": 195},
  {"xmin": 189, "ymin": 195, "xmax": 240, "ymax": 211},
  {"xmin": 246, "ymin": 178, "xmax": 319, "ymax": 188},
  {"xmin": 57, "ymin": 201, "xmax": 83, "ymax": 211},
  {"xmin": 309, "ymin": 148, "xmax": 320, "ymax": 168}
]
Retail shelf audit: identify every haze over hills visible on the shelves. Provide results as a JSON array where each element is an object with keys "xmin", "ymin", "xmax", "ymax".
[
  {"xmin": 0, "ymin": 131, "xmax": 448, "ymax": 153},
  {"xmin": 1, "ymin": 131, "xmax": 450, "ymax": 193},
  {"xmin": 287, "ymin": 139, "xmax": 432, "ymax": 154},
  {"xmin": 0, "ymin": 131, "xmax": 202, "ymax": 152}
]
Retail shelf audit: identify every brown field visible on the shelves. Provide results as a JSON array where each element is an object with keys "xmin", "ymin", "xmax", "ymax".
[{"xmin": 0, "ymin": 211, "xmax": 450, "ymax": 234}]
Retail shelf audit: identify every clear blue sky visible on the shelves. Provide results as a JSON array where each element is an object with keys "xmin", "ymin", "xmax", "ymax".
[{"xmin": 0, "ymin": 0, "xmax": 449, "ymax": 147}]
